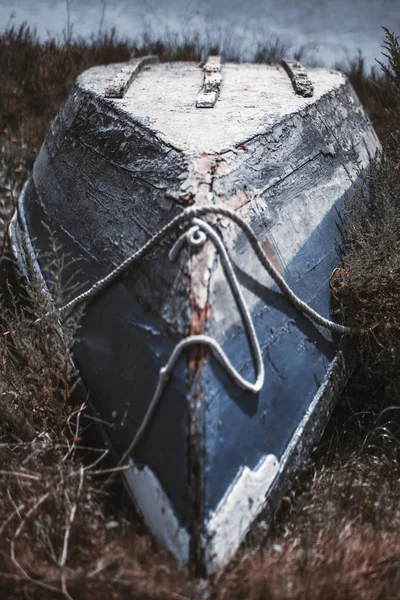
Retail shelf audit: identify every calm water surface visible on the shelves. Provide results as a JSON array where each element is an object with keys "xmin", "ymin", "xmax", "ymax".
[{"xmin": 1, "ymin": 0, "xmax": 399, "ymax": 69}]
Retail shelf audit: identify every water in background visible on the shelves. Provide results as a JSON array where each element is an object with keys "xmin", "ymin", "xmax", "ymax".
[{"xmin": 1, "ymin": 0, "xmax": 399, "ymax": 69}]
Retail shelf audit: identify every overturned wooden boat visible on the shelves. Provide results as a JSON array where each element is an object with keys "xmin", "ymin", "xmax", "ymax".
[{"xmin": 9, "ymin": 56, "xmax": 379, "ymax": 572}]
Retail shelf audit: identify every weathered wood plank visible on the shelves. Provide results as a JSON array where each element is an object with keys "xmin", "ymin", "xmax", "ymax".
[
  {"xmin": 196, "ymin": 56, "xmax": 222, "ymax": 108},
  {"xmin": 105, "ymin": 55, "xmax": 159, "ymax": 98},
  {"xmin": 281, "ymin": 59, "xmax": 314, "ymax": 97}
]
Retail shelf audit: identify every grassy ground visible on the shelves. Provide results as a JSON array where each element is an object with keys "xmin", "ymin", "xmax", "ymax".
[{"xmin": 1, "ymin": 24, "xmax": 400, "ymax": 599}]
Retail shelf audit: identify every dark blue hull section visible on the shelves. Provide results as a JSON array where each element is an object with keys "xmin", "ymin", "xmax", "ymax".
[{"xmin": 202, "ymin": 201, "xmax": 341, "ymax": 515}]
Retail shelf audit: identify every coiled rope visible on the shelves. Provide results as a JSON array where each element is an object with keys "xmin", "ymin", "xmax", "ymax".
[{"xmin": 45, "ymin": 204, "xmax": 350, "ymax": 475}]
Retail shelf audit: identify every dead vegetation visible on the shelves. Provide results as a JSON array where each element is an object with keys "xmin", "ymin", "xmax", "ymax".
[
  {"xmin": 1, "ymin": 23, "xmax": 400, "ymax": 600},
  {"xmin": 331, "ymin": 28, "xmax": 400, "ymax": 398}
]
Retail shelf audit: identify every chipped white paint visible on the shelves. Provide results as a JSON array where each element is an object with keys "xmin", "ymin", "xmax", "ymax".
[
  {"xmin": 207, "ymin": 163, "xmax": 354, "ymax": 339},
  {"xmin": 124, "ymin": 460, "xmax": 190, "ymax": 565},
  {"xmin": 202, "ymin": 353, "xmax": 347, "ymax": 573},
  {"xmin": 203, "ymin": 352, "xmax": 348, "ymax": 574},
  {"xmin": 9, "ymin": 197, "xmax": 191, "ymax": 566},
  {"xmin": 204, "ymin": 454, "xmax": 280, "ymax": 572},
  {"xmin": 16, "ymin": 59, "xmax": 380, "ymax": 573},
  {"xmin": 178, "ymin": 154, "xmax": 215, "ymax": 204}
]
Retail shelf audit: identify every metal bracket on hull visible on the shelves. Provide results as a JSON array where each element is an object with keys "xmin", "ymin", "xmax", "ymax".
[
  {"xmin": 104, "ymin": 55, "xmax": 159, "ymax": 98},
  {"xmin": 196, "ymin": 56, "xmax": 222, "ymax": 108}
]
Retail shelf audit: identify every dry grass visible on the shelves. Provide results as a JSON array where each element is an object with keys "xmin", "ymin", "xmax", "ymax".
[
  {"xmin": 1, "ymin": 24, "xmax": 400, "ymax": 600},
  {"xmin": 332, "ymin": 29, "xmax": 400, "ymax": 399}
]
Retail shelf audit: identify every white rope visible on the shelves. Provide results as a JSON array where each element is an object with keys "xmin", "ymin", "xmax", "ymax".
[
  {"xmin": 57, "ymin": 205, "xmax": 350, "ymax": 336},
  {"xmin": 191, "ymin": 218, "xmax": 264, "ymax": 393},
  {"xmin": 113, "ymin": 334, "xmax": 259, "ymax": 473},
  {"xmin": 110, "ymin": 216, "xmax": 265, "ymax": 474},
  {"xmin": 34, "ymin": 204, "xmax": 350, "ymax": 471}
]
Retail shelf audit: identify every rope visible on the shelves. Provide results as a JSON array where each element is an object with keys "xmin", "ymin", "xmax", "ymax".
[
  {"xmin": 48, "ymin": 204, "xmax": 349, "ymax": 483},
  {"xmin": 58, "ymin": 205, "xmax": 350, "ymax": 336},
  {"xmin": 111, "ymin": 334, "xmax": 260, "ymax": 475},
  {"xmin": 32, "ymin": 203, "xmax": 350, "ymax": 480},
  {"xmin": 106, "ymin": 215, "xmax": 266, "ymax": 478}
]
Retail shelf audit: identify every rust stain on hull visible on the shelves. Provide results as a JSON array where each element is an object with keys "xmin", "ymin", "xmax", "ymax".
[
  {"xmin": 183, "ymin": 153, "xmax": 217, "ymax": 570},
  {"xmin": 188, "ymin": 296, "xmax": 210, "ymax": 372},
  {"xmin": 262, "ymin": 234, "xmax": 285, "ymax": 275}
]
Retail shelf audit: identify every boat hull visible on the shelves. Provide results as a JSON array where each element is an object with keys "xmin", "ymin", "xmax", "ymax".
[{"xmin": 8, "ymin": 59, "xmax": 380, "ymax": 572}]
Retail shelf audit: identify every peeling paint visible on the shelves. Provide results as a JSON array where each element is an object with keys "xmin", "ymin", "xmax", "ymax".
[
  {"xmin": 125, "ymin": 460, "xmax": 190, "ymax": 566},
  {"xmin": 205, "ymin": 454, "xmax": 280, "ymax": 572},
  {"xmin": 179, "ymin": 154, "xmax": 216, "ymax": 206}
]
